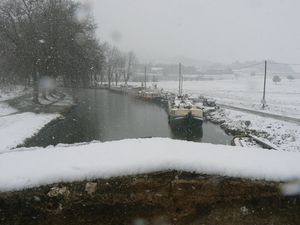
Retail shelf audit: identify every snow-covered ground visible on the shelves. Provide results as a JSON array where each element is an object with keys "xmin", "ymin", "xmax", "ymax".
[
  {"xmin": 210, "ymin": 108, "xmax": 300, "ymax": 152},
  {"xmin": 0, "ymin": 87, "xmax": 64, "ymax": 152},
  {"xmin": 0, "ymin": 85, "xmax": 29, "ymax": 117},
  {"xmin": 140, "ymin": 76, "xmax": 300, "ymax": 119},
  {"xmin": 1, "ymin": 138, "xmax": 300, "ymax": 191},
  {"xmin": 0, "ymin": 85, "xmax": 27, "ymax": 101},
  {"xmin": 0, "ymin": 112, "xmax": 59, "ymax": 152},
  {"xmin": 0, "ymin": 102, "xmax": 17, "ymax": 117}
]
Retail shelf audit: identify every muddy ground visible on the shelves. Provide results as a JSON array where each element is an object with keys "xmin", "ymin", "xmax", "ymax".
[{"xmin": 1, "ymin": 171, "xmax": 299, "ymax": 225}]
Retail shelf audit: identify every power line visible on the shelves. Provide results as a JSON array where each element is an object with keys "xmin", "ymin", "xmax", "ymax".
[
  {"xmin": 233, "ymin": 62, "xmax": 264, "ymax": 70},
  {"xmin": 268, "ymin": 61, "xmax": 300, "ymax": 66},
  {"xmin": 265, "ymin": 72, "xmax": 300, "ymax": 74}
]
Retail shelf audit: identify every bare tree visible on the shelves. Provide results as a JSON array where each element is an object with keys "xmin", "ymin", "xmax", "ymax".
[
  {"xmin": 0, "ymin": 0, "xmax": 105, "ymax": 101},
  {"xmin": 103, "ymin": 45, "xmax": 124, "ymax": 87},
  {"xmin": 123, "ymin": 51, "xmax": 137, "ymax": 84},
  {"xmin": 114, "ymin": 53, "xmax": 126, "ymax": 86}
]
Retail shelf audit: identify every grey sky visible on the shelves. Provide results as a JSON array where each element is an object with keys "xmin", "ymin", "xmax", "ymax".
[{"xmin": 85, "ymin": 0, "xmax": 300, "ymax": 64}]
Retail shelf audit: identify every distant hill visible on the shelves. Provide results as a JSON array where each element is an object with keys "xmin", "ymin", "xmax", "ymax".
[
  {"xmin": 231, "ymin": 60, "xmax": 296, "ymax": 76},
  {"xmin": 149, "ymin": 56, "xmax": 223, "ymax": 69},
  {"xmin": 141, "ymin": 57, "xmax": 298, "ymax": 78}
]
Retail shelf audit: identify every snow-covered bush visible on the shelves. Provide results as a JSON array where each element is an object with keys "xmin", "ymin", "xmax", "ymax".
[{"xmin": 272, "ymin": 75, "xmax": 281, "ymax": 84}]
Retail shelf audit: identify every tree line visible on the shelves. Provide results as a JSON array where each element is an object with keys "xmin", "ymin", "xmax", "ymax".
[{"xmin": 0, "ymin": 0, "xmax": 137, "ymax": 103}]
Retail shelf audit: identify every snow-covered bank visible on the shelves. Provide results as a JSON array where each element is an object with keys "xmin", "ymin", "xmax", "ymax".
[
  {"xmin": 1, "ymin": 138, "xmax": 300, "ymax": 191},
  {"xmin": 0, "ymin": 112, "xmax": 59, "ymax": 152},
  {"xmin": 0, "ymin": 88, "xmax": 72, "ymax": 152},
  {"xmin": 209, "ymin": 108, "xmax": 300, "ymax": 152}
]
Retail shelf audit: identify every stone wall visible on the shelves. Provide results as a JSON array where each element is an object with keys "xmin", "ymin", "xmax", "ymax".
[{"xmin": 0, "ymin": 171, "xmax": 299, "ymax": 225}]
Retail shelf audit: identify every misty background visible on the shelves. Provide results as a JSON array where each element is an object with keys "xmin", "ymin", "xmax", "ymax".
[{"xmin": 85, "ymin": 0, "xmax": 300, "ymax": 68}]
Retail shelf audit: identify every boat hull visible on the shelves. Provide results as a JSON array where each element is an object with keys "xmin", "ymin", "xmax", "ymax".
[{"xmin": 168, "ymin": 114, "xmax": 203, "ymax": 129}]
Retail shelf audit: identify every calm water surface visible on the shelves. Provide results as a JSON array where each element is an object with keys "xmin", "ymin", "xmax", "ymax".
[{"xmin": 24, "ymin": 89, "xmax": 231, "ymax": 147}]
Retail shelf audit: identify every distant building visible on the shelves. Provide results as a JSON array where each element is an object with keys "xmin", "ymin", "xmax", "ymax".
[{"xmin": 150, "ymin": 67, "xmax": 164, "ymax": 76}]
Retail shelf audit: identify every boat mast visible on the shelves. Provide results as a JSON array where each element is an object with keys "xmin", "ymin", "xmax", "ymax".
[
  {"xmin": 144, "ymin": 66, "xmax": 147, "ymax": 89},
  {"xmin": 180, "ymin": 63, "xmax": 183, "ymax": 95},
  {"xmin": 178, "ymin": 63, "xmax": 182, "ymax": 96}
]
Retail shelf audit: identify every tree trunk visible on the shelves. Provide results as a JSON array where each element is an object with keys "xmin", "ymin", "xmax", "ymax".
[
  {"xmin": 94, "ymin": 73, "xmax": 97, "ymax": 87},
  {"xmin": 108, "ymin": 70, "xmax": 111, "ymax": 88},
  {"xmin": 100, "ymin": 72, "xmax": 103, "ymax": 85},
  {"xmin": 124, "ymin": 71, "xmax": 128, "ymax": 85},
  {"xmin": 42, "ymin": 89, "xmax": 47, "ymax": 100},
  {"xmin": 32, "ymin": 70, "xmax": 40, "ymax": 104}
]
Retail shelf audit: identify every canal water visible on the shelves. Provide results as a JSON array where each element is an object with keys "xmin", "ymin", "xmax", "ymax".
[{"xmin": 24, "ymin": 89, "xmax": 232, "ymax": 147}]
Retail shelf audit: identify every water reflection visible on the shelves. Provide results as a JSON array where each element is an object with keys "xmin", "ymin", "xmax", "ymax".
[{"xmin": 23, "ymin": 89, "xmax": 231, "ymax": 147}]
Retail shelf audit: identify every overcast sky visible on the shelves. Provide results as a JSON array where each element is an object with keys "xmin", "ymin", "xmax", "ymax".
[{"xmin": 85, "ymin": 0, "xmax": 300, "ymax": 64}]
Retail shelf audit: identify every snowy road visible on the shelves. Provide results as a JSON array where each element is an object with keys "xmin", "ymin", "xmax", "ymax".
[{"xmin": 218, "ymin": 103, "xmax": 300, "ymax": 125}]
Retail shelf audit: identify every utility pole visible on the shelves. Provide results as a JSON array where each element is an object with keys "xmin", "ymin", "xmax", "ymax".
[
  {"xmin": 144, "ymin": 66, "xmax": 147, "ymax": 89},
  {"xmin": 179, "ymin": 63, "xmax": 182, "ymax": 96},
  {"xmin": 262, "ymin": 60, "xmax": 267, "ymax": 109},
  {"xmin": 180, "ymin": 63, "xmax": 183, "ymax": 95}
]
